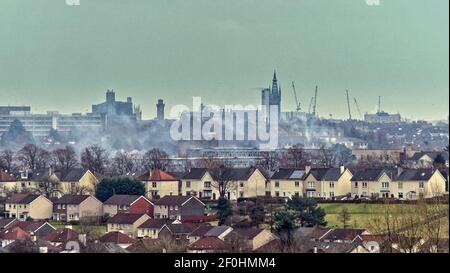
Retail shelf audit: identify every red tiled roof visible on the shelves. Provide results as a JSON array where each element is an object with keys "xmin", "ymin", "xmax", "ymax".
[
  {"xmin": 181, "ymin": 215, "xmax": 216, "ymax": 223},
  {"xmin": 5, "ymin": 194, "xmax": 40, "ymax": 204},
  {"xmin": 99, "ymin": 231, "xmax": 136, "ymax": 244},
  {"xmin": 0, "ymin": 170, "xmax": 16, "ymax": 182},
  {"xmin": 138, "ymin": 169, "xmax": 177, "ymax": 181},
  {"xmin": 189, "ymin": 236, "xmax": 227, "ymax": 250},
  {"xmin": 189, "ymin": 224, "xmax": 213, "ymax": 237},
  {"xmin": 0, "ymin": 227, "xmax": 31, "ymax": 240}
]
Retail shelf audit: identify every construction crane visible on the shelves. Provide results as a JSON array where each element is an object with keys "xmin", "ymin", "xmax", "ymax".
[
  {"xmin": 308, "ymin": 96, "xmax": 314, "ymax": 114},
  {"xmin": 378, "ymin": 96, "xmax": 382, "ymax": 113},
  {"xmin": 291, "ymin": 81, "xmax": 301, "ymax": 112},
  {"xmin": 353, "ymin": 98, "xmax": 363, "ymax": 120},
  {"xmin": 312, "ymin": 85, "xmax": 318, "ymax": 116},
  {"xmin": 346, "ymin": 89, "xmax": 352, "ymax": 120}
]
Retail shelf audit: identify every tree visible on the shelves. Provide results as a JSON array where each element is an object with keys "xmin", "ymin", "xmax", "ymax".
[
  {"xmin": 143, "ymin": 148, "xmax": 169, "ymax": 170},
  {"xmin": 81, "ymin": 145, "xmax": 109, "ymax": 174},
  {"xmin": 258, "ymin": 151, "xmax": 279, "ymax": 172},
  {"xmin": 210, "ymin": 165, "xmax": 236, "ymax": 199},
  {"xmin": 110, "ymin": 151, "xmax": 139, "ymax": 175},
  {"xmin": 249, "ymin": 200, "xmax": 266, "ymax": 227},
  {"xmin": 433, "ymin": 153, "xmax": 446, "ymax": 170},
  {"xmin": 286, "ymin": 196, "xmax": 327, "ymax": 227},
  {"xmin": 284, "ymin": 144, "xmax": 305, "ymax": 168},
  {"xmin": 330, "ymin": 144, "xmax": 355, "ymax": 166},
  {"xmin": 35, "ymin": 178, "xmax": 62, "ymax": 198},
  {"xmin": 216, "ymin": 197, "xmax": 232, "ymax": 225},
  {"xmin": 17, "ymin": 144, "xmax": 50, "ymax": 170},
  {"xmin": 0, "ymin": 150, "xmax": 15, "ymax": 172},
  {"xmin": 338, "ymin": 207, "xmax": 351, "ymax": 228},
  {"xmin": 52, "ymin": 145, "xmax": 78, "ymax": 171},
  {"xmin": 0, "ymin": 119, "xmax": 34, "ymax": 149},
  {"xmin": 274, "ymin": 210, "xmax": 297, "ymax": 247},
  {"xmin": 95, "ymin": 177, "xmax": 145, "ymax": 202}
]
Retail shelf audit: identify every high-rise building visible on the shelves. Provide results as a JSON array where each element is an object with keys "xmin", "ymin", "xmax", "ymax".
[{"xmin": 156, "ymin": 99, "xmax": 165, "ymax": 120}]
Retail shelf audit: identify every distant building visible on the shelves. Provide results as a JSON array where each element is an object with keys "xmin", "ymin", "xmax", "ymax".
[
  {"xmin": 0, "ymin": 109, "xmax": 103, "ymax": 138},
  {"xmin": 156, "ymin": 99, "xmax": 165, "ymax": 120},
  {"xmin": 261, "ymin": 71, "xmax": 281, "ymax": 117},
  {"xmin": 92, "ymin": 90, "xmax": 134, "ymax": 117},
  {"xmin": 364, "ymin": 111, "xmax": 401, "ymax": 123}
]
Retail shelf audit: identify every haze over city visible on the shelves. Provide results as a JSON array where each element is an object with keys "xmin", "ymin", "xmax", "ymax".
[{"xmin": 0, "ymin": 0, "xmax": 448, "ymax": 121}]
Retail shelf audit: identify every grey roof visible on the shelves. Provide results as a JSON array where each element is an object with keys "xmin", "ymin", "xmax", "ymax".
[
  {"xmin": 5, "ymin": 194, "xmax": 41, "ymax": 204},
  {"xmin": 308, "ymin": 168, "xmax": 343, "ymax": 181},
  {"xmin": 411, "ymin": 151, "xmax": 449, "ymax": 161},
  {"xmin": 163, "ymin": 223, "xmax": 198, "ymax": 234},
  {"xmin": 351, "ymin": 168, "xmax": 397, "ymax": 182},
  {"xmin": 0, "ymin": 218, "xmax": 17, "ymax": 229},
  {"xmin": 58, "ymin": 169, "xmax": 87, "ymax": 182},
  {"xmin": 107, "ymin": 213, "xmax": 147, "ymax": 224},
  {"xmin": 396, "ymin": 169, "xmax": 435, "ymax": 181},
  {"xmin": 182, "ymin": 168, "xmax": 209, "ymax": 180},
  {"xmin": 103, "ymin": 195, "xmax": 142, "ymax": 205},
  {"xmin": 54, "ymin": 195, "xmax": 91, "ymax": 205},
  {"xmin": 271, "ymin": 169, "xmax": 306, "ymax": 180},
  {"xmin": 205, "ymin": 225, "xmax": 231, "ymax": 237},
  {"xmin": 138, "ymin": 219, "xmax": 172, "ymax": 229},
  {"xmin": 154, "ymin": 195, "xmax": 193, "ymax": 206}
]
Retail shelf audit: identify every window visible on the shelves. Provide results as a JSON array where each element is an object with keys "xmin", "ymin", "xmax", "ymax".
[
  {"xmin": 308, "ymin": 181, "xmax": 315, "ymax": 189},
  {"xmin": 294, "ymin": 192, "xmax": 300, "ymax": 196},
  {"xmin": 398, "ymin": 192, "xmax": 404, "ymax": 199},
  {"xmin": 354, "ymin": 182, "xmax": 358, "ymax": 188},
  {"xmin": 330, "ymin": 192, "xmax": 335, "ymax": 198},
  {"xmin": 152, "ymin": 182, "xmax": 157, "ymax": 188},
  {"xmin": 419, "ymin": 182, "xmax": 424, "ymax": 189},
  {"xmin": 275, "ymin": 191, "xmax": 280, "ymax": 197},
  {"xmin": 329, "ymin": 182, "xmax": 335, "ymax": 188},
  {"xmin": 186, "ymin": 181, "xmax": 191, "ymax": 188},
  {"xmin": 294, "ymin": 181, "xmax": 300, "ymax": 187},
  {"xmin": 275, "ymin": 181, "xmax": 280, "ymax": 188},
  {"xmin": 204, "ymin": 182, "xmax": 211, "ymax": 188},
  {"xmin": 382, "ymin": 182, "xmax": 389, "ymax": 188},
  {"xmin": 362, "ymin": 182, "xmax": 368, "ymax": 188},
  {"xmin": 239, "ymin": 182, "xmax": 244, "ymax": 188},
  {"xmin": 398, "ymin": 182, "xmax": 403, "ymax": 189},
  {"xmin": 239, "ymin": 192, "xmax": 244, "ymax": 198}
]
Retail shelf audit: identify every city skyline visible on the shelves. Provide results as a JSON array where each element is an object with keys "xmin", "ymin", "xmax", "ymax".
[{"xmin": 0, "ymin": 0, "xmax": 448, "ymax": 121}]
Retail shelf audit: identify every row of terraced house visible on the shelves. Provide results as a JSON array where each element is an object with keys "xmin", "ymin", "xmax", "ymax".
[{"xmin": 1, "ymin": 166, "xmax": 448, "ymax": 202}]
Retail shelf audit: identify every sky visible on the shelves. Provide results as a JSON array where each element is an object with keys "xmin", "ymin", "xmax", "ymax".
[{"xmin": 0, "ymin": 0, "xmax": 448, "ymax": 121}]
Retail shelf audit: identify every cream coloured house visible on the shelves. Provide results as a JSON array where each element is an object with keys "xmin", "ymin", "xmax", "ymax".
[
  {"xmin": 393, "ymin": 169, "xmax": 447, "ymax": 199},
  {"xmin": 270, "ymin": 168, "xmax": 306, "ymax": 198},
  {"xmin": 351, "ymin": 168, "xmax": 397, "ymax": 198},
  {"xmin": 0, "ymin": 170, "xmax": 19, "ymax": 196},
  {"xmin": 58, "ymin": 169, "xmax": 101, "ymax": 195},
  {"xmin": 303, "ymin": 167, "xmax": 353, "ymax": 198},
  {"xmin": 4, "ymin": 194, "xmax": 53, "ymax": 220},
  {"xmin": 137, "ymin": 169, "xmax": 179, "ymax": 199},
  {"xmin": 181, "ymin": 167, "xmax": 268, "ymax": 200},
  {"xmin": 107, "ymin": 213, "xmax": 151, "ymax": 238},
  {"xmin": 52, "ymin": 195, "xmax": 103, "ymax": 222}
]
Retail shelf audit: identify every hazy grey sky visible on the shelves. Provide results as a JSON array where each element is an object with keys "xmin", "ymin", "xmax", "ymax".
[{"xmin": 0, "ymin": 0, "xmax": 448, "ymax": 120}]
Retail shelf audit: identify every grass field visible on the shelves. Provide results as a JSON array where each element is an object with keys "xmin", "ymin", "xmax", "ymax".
[
  {"xmin": 49, "ymin": 221, "xmax": 107, "ymax": 236},
  {"xmin": 318, "ymin": 203, "xmax": 450, "ymax": 231}
]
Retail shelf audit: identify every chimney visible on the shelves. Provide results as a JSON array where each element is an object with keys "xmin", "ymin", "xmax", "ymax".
[
  {"xmin": 313, "ymin": 246, "xmax": 318, "ymax": 253},
  {"xmin": 397, "ymin": 167, "xmax": 403, "ymax": 177},
  {"xmin": 305, "ymin": 165, "xmax": 311, "ymax": 174},
  {"xmin": 340, "ymin": 166, "xmax": 345, "ymax": 174}
]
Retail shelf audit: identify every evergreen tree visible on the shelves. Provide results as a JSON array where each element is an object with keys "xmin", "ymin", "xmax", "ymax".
[
  {"xmin": 216, "ymin": 197, "xmax": 232, "ymax": 225},
  {"xmin": 95, "ymin": 177, "xmax": 145, "ymax": 202},
  {"xmin": 287, "ymin": 196, "xmax": 327, "ymax": 227},
  {"xmin": 0, "ymin": 119, "xmax": 34, "ymax": 149}
]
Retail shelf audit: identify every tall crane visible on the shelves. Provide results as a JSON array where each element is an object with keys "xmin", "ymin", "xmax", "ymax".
[
  {"xmin": 353, "ymin": 98, "xmax": 363, "ymax": 120},
  {"xmin": 346, "ymin": 89, "xmax": 352, "ymax": 120},
  {"xmin": 378, "ymin": 96, "xmax": 382, "ymax": 113},
  {"xmin": 312, "ymin": 85, "xmax": 318, "ymax": 116},
  {"xmin": 291, "ymin": 81, "xmax": 301, "ymax": 112}
]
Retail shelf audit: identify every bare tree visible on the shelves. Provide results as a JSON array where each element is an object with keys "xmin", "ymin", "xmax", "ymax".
[
  {"xmin": 338, "ymin": 207, "xmax": 351, "ymax": 228},
  {"xmin": 258, "ymin": 151, "xmax": 279, "ymax": 172},
  {"xmin": 0, "ymin": 150, "xmax": 15, "ymax": 172},
  {"xmin": 143, "ymin": 148, "xmax": 169, "ymax": 170},
  {"xmin": 319, "ymin": 144, "xmax": 334, "ymax": 168},
  {"xmin": 81, "ymin": 145, "xmax": 109, "ymax": 174},
  {"xmin": 35, "ymin": 178, "xmax": 62, "ymax": 199},
  {"xmin": 52, "ymin": 145, "xmax": 79, "ymax": 171},
  {"xmin": 17, "ymin": 144, "xmax": 50, "ymax": 170},
  {"xmin": 210, "ymin": 165, "xmax": 236, "ymax": 199},
  {"xmin": 110, "ymin": 151, "xmax": 140, "ymax": 175}
]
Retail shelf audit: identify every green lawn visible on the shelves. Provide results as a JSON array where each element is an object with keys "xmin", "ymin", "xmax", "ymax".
[
  {"xmin": 318, "ymin": 203, "xmax": 449, "ymax": 231},
  {"xmin": 49, "ymin": 221, "xmax": 107, "ymax": 236}
]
